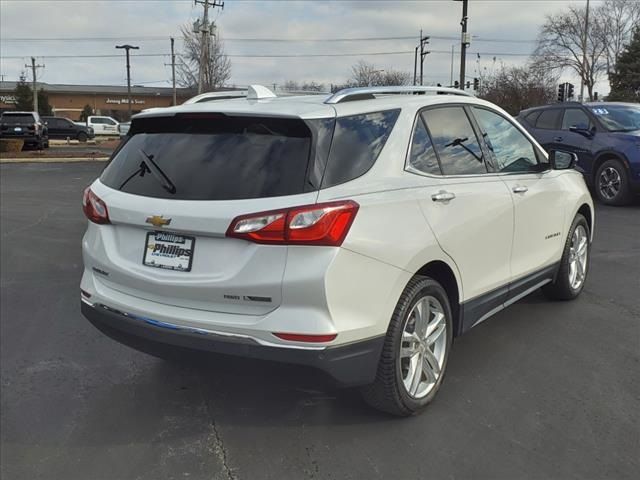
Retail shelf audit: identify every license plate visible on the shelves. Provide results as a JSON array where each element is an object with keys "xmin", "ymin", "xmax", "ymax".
[
  {"xmin": 143, "ymin": 231, "xmax": 195, "ymax": 272},
  {"xmin": 14, "ymin": 127, "xmax": 22, "ymax": 132}
]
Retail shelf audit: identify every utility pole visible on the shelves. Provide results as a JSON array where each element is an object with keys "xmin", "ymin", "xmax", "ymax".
[
  {"xmin": 450, "ymin": 45, "xmax": 455, "ymax": 86},
  {"xmin": 195, "ymin": 0, "xmax": 224, "ymax": 94},
  {"xmin": 457, "ymin": 0, "xmax": 470, "ymax": 90},
  {"xmin": 580, "ymin": 0, "xmax": 590, "ymax": 102},
  {"xmin": 418, "ymin": 31, "xmax": 430, "ymax": 86},
  {"xmin": 170, "ymin": 37, "xmax": 177, "ymax": 105},
  {"xmin": 413, "ymin": 46, "xmax": 419, "ymax": 86},
  {"xmin": 25, "ymin": 57, "xmax": 44, "ymax": 113},
  {"xmin": 115, "ymin": 44, "xmax": 140, "ymax": 119}
]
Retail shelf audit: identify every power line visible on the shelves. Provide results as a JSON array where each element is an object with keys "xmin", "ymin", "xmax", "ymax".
[
  {"xmin": 0, "ymin": 50, "xmax": 539, "ymax": 60},
  {"xmin": 1, "ymin": 35, "xmax": 537, "ymax": 44}
]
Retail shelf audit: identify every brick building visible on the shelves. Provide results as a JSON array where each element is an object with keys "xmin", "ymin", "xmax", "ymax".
[{"xmin": 0, "ymin": 81, "xmax": 202, "ymax": 121}]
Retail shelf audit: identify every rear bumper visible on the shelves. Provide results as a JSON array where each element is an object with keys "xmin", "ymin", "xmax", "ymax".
[
  {"xmin": 0, "ymin": 133, "xmax": 40, "ymax": 143},
  {"xmin": 81, "ymin": 301, "xmax": 384, "ymax": 387}
]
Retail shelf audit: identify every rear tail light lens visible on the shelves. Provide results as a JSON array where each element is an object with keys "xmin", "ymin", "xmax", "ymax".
[
  {"xmin": 82, "ymin": 187, "xmax": 110, "ymax": 224},
  {"xmin": 226, "ymin": 200, "xmax": 359, "ymax": 246}
]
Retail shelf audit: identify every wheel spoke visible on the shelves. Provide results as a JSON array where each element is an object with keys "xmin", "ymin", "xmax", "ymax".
[
  {"xmin": 423, "ymin": 347, "xmax": 441, "ymax": 380},
  {"xmin": 409, "ymin": 354, "xmax": 423, "ymax": 395},
  {"xmin": 576, "ymin": 257, "xmax": 584, "ymax": 280},
  {"xmin": 577, "ymin": 237, "xmax": 588, "ymax": 257},
  {"xmin": 426, "ymin": 314, "xmax": 446, "ymax": 346}
]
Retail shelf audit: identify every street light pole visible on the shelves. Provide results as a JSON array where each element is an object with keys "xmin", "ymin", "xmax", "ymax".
[{"xmin": 115, "ymin": 44, "xmax": 139, "ymax": 119}]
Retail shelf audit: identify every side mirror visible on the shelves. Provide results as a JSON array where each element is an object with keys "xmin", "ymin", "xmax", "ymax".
[
  {"xmin": 569, "ymin": 124, "xmax": 594, "ymax": 137},
  {"xmin": 549, "ymin": 150, "xmax": 577, "ymax": 170}
]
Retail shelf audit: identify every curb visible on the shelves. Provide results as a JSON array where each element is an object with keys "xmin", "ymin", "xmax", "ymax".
[{"xmin": 0, "ymin": 157, "xmax": 109, "ymax": 164}]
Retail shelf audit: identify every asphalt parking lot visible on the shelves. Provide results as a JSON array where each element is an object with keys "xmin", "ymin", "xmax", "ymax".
[{"xmin": 1, "ymin": 162, "xmax": 639, "ymax": 480}]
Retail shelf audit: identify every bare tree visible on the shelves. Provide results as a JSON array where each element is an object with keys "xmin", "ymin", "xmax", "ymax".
[
  {"xmin": 349, "ymin": 61, "xmax": 410, "ymax": 87},
  {"xmin": 282, "ymin": 80, "xmax": 326, "ymax": 92},
  {"xmin": 534, "ymin": 5, "xmax": 608, "ymax": 101},
  {"xmin": 478, "ymin": 63, "xmax": 558, "ymax": 116},
  {"xmin": 597, "ymin": 0, "xmax": 640, "ymax": 75},
  {"xmin": 178, "ymin": 23, "xmax": 231, "ymax": 90}
]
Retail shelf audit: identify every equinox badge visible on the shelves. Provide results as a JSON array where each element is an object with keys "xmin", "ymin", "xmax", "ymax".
[{"xmin": 146, "ymin": 215, "xmax": 172, "ymax": 228}]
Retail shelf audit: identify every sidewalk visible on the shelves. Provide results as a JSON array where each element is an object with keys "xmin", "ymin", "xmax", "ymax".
[{"xmin": 0, "ymin": 157, "xmax": 109, "ymax": 163}]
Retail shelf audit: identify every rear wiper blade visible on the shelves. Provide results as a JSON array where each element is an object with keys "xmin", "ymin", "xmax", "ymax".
[{"xmin": 138, "ymin": 149, "xmax": 177, "ymax": 194}]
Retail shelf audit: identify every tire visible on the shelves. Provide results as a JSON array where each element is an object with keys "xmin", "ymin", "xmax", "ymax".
[
  {"xmin": 361, "ymin": 276, "xmax": 453, "ymax": 416},
  {"xmin": 77, "ymin": 132, "xmax": 88, "ymax": 143},
  {"xmin": 594, "ymin": 159, "xmax": 633, "ymax": 206},
  {"xmin": 543, "ymin": 213, "xmax": 590, "ymax": 301}
]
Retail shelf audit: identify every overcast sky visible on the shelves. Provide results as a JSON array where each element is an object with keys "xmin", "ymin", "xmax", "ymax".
[{"xmin": 0, "ymin": 0, "xmax": 608, "ymax": 94}]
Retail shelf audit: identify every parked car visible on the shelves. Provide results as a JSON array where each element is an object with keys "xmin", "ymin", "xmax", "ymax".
[
  {"xmin": 79, "ymin": 115, "xmax": 119, "ymax": 136},
  {"xmin": 0, "ymin": 111, "xmax": 48, "ymax": 149},
  {"xmin": 81, "ymin": 85, "xmax": 594, "ymax": 416},
  {"xmin": 42, "ymin": 116, "xmax": 94, "ymax": 142},
  {"xmin": 517, "ymin": 102, "xmax": 640, "ymax": 205},
  {"xmin": 118, "ymin": 122, "xmax": 131, "ymax": 138}
]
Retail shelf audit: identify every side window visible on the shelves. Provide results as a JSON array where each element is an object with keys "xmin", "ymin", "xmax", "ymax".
[
  {"xmin": 473, "ymin": 107, "xmax": 539, "ymax": 173},
  {"xmin": 105, "ymin": 119, "xmax": 116, "ymax": 125},
  {"xmin": 561, "ymin": 109, "xmax": 591, "ymax": 130},
  {"xmin": 524, "ymin": 111, "xmax": 541, "ymax": 126},
  {"xmin": 407, "ymin": 116, "xmax": 441, "ymax": 175},
  {"xmin": 91, "ymin": 118, "xmax": 103, "ymax": 124},
  {"xmin": 535, "ymin": 109, "xmax": 561, "ymax": 130},
  {"xmin": 421, "ymin": 106, "xmax": 486, "ymax": 175},
  {"xmin": 322, "ymin": 109, "xmax": 400, "ymax": 188}
]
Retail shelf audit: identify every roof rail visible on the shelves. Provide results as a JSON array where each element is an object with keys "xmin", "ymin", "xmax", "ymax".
[{"xmin": 324, "ymin": 86, "xmax": 473, "ymax": 104}]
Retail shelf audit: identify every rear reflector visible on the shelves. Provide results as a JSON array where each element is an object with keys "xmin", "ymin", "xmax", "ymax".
[
  {"xmin": 273, "ymin": 332, "xmax": 338, "ymax": 343},
  {"xmin": 226, "ymin": 200, "xmax": 359, "ymax": 246},
  {"xmin": 82, "ymin": 187, "xmax": 110, "ymax": 224}
]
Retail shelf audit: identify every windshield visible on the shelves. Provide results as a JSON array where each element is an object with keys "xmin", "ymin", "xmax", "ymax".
[
  {"xmin": 100, "ymin": 114, "xmax": 315, "ymax": 200},
  {"xmin": 1, "ymin": 114, "xmax": 35, "ymax": 123},
  {"xmin": 590, "ymin": 105, "xmax": 640, "ymax": 132}
]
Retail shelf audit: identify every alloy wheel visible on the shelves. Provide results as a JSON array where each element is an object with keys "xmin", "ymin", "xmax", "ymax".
[
  {"xmin": 400, "ymin": 296, "xmax": 448, "ymax": 399},
  {"xmin": 598, "ymin": 167, "xmax": 621, "ymax": 200},
  {"xmin": 568, "ymin": 224, "xmax": 588, "ymax": 290}
]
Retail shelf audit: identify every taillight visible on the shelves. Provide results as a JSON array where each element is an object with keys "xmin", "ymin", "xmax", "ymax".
[
  {"xmin": 226, "ymin": 200, "xmax": 359, "ymax": 246},
  {"xmin": 82, "ymin": 187, "xmax": 110, "ymax": 224}
]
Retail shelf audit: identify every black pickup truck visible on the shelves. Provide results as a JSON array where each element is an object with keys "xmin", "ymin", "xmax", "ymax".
[
  {"xmin": 0, "ymin": 111, "xmax": 48, "ymax": 148},
  {"xmin": 42, "ymin": 116, "xmax": 95, "ymax": 142}
]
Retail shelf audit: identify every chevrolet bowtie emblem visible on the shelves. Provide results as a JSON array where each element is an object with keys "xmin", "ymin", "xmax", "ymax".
[{"xmin": 146, "ymin": 215, "xmax": 172, "ymax": 228}]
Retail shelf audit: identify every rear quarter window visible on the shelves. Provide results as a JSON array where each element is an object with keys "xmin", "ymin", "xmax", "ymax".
[{"xmin": 321, "ymin": 109, "xmax": 400, "ymax": 188}]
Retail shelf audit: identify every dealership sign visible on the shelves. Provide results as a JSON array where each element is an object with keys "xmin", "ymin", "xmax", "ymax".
[
  {"xmin": 0, "ymin": 95, "xmax": 17, "ymax": 104},
  {"xmin": 105, "ymin": 98, "xmax": 146, "ymax": 105}
]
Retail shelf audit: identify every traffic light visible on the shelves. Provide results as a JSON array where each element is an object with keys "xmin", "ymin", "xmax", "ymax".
[
  {"xmin": 557, "ymin": 84, "xmax": 565, "ymax": 102},
  {"xmin": 466, "ymin": 81, "xmax": 471, "ymax": 89},
  {"xmin": 473, "ymin": 78, "xmax": 479, "ymax": 90},
  {"xmin": 454, "ymin": 80, "xmax": 460, "ymax": 89},
  {"xmin": 567, "ymin": 83, "xmax": 575, "ymax": 99}
]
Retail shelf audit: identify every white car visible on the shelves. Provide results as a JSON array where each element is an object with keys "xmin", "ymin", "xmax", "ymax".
[
  {"xmin": 81, "ymin": 85, "xmax": 594, "ymax": 416},
  {"xmin": 84, "ymin": 115, "xmax": 120, "ymax": 135}
]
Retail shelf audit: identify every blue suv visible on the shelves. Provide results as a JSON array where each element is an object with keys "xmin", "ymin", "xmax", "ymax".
[{"xmin": 517, "ymin": 102, "xmax": 640, "ymax": 205}]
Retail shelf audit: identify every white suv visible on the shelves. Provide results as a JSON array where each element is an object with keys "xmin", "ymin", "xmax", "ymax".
[{"xmin": 81, "ymin": 85, "xmax": 594, "ymax": 416}]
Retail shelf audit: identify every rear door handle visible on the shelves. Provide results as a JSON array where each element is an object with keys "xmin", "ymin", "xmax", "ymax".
[
  {"xmin": 512, "ymin": 186, "xmax": 528, "ymax": 194},
  {"xmin": 553, "ymin": 136, "xmax": 563, "ymax": 142},
  {"xmin": 431, "ymin": 191, "xmax": 456, "ymax": 203}
]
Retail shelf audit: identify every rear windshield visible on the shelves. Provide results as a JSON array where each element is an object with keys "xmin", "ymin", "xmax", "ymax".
[
  {"xmin": 100, "ymin": 114, "xmax": 315, "ymax": 200},
  {"xmin": 1, "ymin": 114, "xmax": 34, "ymax": 123}
]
